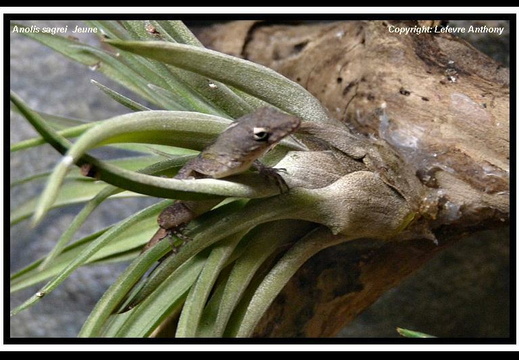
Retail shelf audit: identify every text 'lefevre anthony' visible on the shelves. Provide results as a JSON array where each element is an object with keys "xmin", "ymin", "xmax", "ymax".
[{"xmin": 388, "ymin": 24, "xmax": 505, "ymax": 36}]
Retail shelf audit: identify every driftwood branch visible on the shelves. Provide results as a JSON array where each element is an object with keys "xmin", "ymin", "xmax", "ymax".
[{"xmin": 196, "ymin": 20, "xmax": 509, "ymax": 337}]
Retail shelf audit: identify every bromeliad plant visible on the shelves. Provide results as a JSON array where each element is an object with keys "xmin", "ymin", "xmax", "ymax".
[{"xmin": 10, "ymin": 20, "xmax": 417, "ymax": 337}]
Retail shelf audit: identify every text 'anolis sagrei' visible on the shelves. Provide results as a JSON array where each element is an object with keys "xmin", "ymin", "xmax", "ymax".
[{"xmin": 142, "ymin": 107, "xmax": 301, "ymax": 253}]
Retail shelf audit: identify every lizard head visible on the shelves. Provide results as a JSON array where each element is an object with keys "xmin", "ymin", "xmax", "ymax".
[
  {"xmin": 241, "ymin": 107, "xmax": 301, "ymax": 148},
  {"xmin": 200, "ymin": 107, "xmax": 302, "ymax": 177}
]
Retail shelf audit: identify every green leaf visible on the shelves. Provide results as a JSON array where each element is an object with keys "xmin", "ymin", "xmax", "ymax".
[
  {"xmin": 11, "ymin": 20, "xmax": 347, "ymax": 339},
  {"xmin": 10, "ymin": 229, "xmax": 108, "ymax": 292},
  {"xmin": 104, "ymin": 40, "xmax": 332, "ymax": 124},
  {"xmin": 71, "ymin": 44, "xmax": 183, "ymax": 110},
  {"xmin": 11, "ymin": 23, "xmax": 160, "ymax": 107},
  {"xmin": 152, "ymin": 20, "xmax": 204, "ymax": 47},
  {"xmin": 85, "ymin": 20, "xmax": 132, "ymax": 41},
  {"xmin": 10, "ymin": 155, "xmax": 178, "ymax": 225},
  {"xmin": 118, "ymin": 199, "xmax": 249, "ymax": 313},
  {"xmin": 91, "ymin": 20, "xmax": 191, "ymax": 98},
  {"xmin": 93, "ymin": 20, "xmax": 241, "ymax": 116},
  {"xmin": 175, "ymin": 231, "xmax": 245, "ymax": 337},
  {"xmin": 135, "ymin": 20, "xmax": 256, "ymax": 118},
  {"xmin": 145, "ymin": 83, "xmax": 197, "ymax": 113},
  {"xmin": 11, "ymin": 179, "xmax": 115, "ymax": 225},
  {"xmin": 108, "ymin": 252, "xmax": 207, "ymax": 337},
  {"xmin": 10, "ymin": 217, "xmax": 152, "ymax": 294},
  {"xmin": 36, "ymin": 155, "xmax": 193, "ymax": 270},
  {"xmin": 79, "ymin": 237, "xmax": 172, "ymax": 337},
  {"xmin": 198, "ymin": 220, "xmax": 314, "ymax": 337},
  {"xmin": 10, "ymin": 105, "xmax": 88, "ymax": 130},
  {"xmin": 36, "ymin": 185, "xmax": 127, "ymax": 270},
  {"xmin": 90, "ymin": 79, "xmax": 151, "ymax": 111},
  {"xmin": 32, "ymin": 109, "xmax": 300, "ymax": 224},
  {"xmin": 10, "ymin": 155, "xmax": 163, "ymax": 188},
  {"xmin": 396, "ymin": 328, "xmax": 437, "ymax": 338},
  {"xmin": 11, "ymin": 91, "xmax": 171, "ymax": 194},
  {"xmin": 11, "ymin": 91, "xmax": 71, "ymax": 155},
  {"xmin": 10, "ymin": 200, "xmax": 167, "ymax": 316},
  {"xmin": 118, "ymin": 187, "xmax": 327, "ymax": 316},
  {"xmin": 230, "ymin": 227, "xmax": 347, "ymax": 337},
  {"xmin": 10, "ymin": 122, "xmax": 93, "ymax": 152}
]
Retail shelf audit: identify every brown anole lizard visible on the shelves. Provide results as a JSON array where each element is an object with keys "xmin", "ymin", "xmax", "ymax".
[{"xmin": 142, "ymin": 107, "xmax": 301, "ymax": 253}]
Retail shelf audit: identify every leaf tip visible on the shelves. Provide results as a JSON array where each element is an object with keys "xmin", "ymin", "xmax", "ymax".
[{"xmin": 31, "ymin": 206, "xmax": 46, "ymax": 227}]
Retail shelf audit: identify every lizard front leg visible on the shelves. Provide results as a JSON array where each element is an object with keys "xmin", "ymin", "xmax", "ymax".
[{"xmin": 251, "ymin": 160, "xmax": 289, "ymax": 193}]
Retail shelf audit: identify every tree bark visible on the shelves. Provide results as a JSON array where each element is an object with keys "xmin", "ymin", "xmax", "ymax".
[{"xmin": 195, "ymin": 20, "xmax": 510, "ymax": 337}]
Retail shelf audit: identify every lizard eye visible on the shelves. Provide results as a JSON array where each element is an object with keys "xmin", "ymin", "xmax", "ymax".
[{"xmin": 253, "ymin": 127, "xmax": 270, "ymax": 142}]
